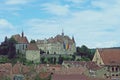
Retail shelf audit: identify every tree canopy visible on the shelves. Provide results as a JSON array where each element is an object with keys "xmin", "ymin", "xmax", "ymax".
[
  {"xmin": 0, "ymin": 37, "xmax": 17, "ymax": 59},
  {"xmin": 76, "ymin": 45, "xmax": 94, "ymax": 61}
]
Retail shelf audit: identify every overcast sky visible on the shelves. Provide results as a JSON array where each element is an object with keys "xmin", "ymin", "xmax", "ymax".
[{"xmin": 0, "ymin": 0, "xmax": 120, "ymax": 48}]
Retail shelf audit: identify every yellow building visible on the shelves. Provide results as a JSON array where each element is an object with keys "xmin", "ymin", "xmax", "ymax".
[
  {"xmin": 36, "ymin": 32, "xmax": 76, "ymax": 55},
  {"xmin": 92, "ymin": 48, "xmax": 120, "ymax": 79},
  {"xmin": 26, "ymin": 43, "xmax": 40, "ymax": 63}
]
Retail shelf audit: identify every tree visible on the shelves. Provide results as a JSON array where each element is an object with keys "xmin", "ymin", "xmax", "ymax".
[
  {"xmin": 0, "ymin": 37, "xmax": 17, "ymax": 59},
  {"xmin": 7, "ymin": 37, "xmax": 17, "ymax": 59},
  {"xmin": 72, "ymin": 54, "xmax": 76, "ymax": 61},
  {"xmin": 76, "ymin": 45, "xmax": 93, "ymax": 61},
  {"xmin": 41, "ymin": 57, "xmax": 45, "ymax": 63},
  {"xmin": 30, "ymin": 40, "xmax": 36, "ymax": 43},
  {"xmin": 0, "ymin": 37, "xmax": 9, "ymax": 55}
]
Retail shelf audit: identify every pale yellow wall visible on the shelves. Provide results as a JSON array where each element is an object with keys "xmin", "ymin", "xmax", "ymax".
[
  {"xmin": 37, "ymin": 42, "xmax": 76, "ymax": 54},
  {"xmin": 92, "ymin": 49, "xmax": 104, "ymax": 66},
  {"xmin": 26, "ymin": 50, "xmax": 40, "ymax": 63}
]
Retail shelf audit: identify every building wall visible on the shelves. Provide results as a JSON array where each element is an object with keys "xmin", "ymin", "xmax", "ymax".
[
  {"xmin": 37, "ymin": 42, "xmax": 76, "ymax": 55},
  {"xmin": 92, "ymin": 49, "xmax": 104, "ymax": 66},
  {"xmin": 16, "ymin": 43, "xmax": 28, "ymax": 54},
  {"xmin": 26, "ymin": 50, "xmax": 40, "ymax": 63}
]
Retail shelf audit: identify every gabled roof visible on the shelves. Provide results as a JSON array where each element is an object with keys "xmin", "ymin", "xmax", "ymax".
[
  {"xmin": 26, "ymin": 43, "xmax": 39, "ymax": 50},
  {"xmin": 12, "ymin": 34, "xmax": 28, "ymax": 44},
  {"xmin": 98, "ymin": 48, "xmax": 120, "ymax": 65},
  {"xmin": 63, "ymin": 61, "xmax": 101, "ymax": 70},
  {"xmin": 52, "ymin": 74, "xmax": 105, "ymax": 80}
]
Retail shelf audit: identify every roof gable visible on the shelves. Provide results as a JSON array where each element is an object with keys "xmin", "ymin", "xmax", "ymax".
[{"xmin": 12, "ymin": 34, "xmax": 28, "ymax": 44}]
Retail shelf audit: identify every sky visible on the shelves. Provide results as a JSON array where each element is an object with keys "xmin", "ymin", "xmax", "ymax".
[{"xmin": 0, "ymin": 0, "xmax": 120, "ymax": 48}]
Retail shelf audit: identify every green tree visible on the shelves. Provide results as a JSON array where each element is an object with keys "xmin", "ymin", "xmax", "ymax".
[
  {"xmin": 7, "ymin": 37, "xmax": 17, "ymax": 59},
  {"xmin": 0, "ymin": 37, "xmax": 17, "ymax": 59},
  {"xmin": 72, "ymin": 54, "xmax": 76, "ymax": 61},
  {"xmin": 30, "ymin": 40, "xmax": 36, "ymax": 43},
  {"xmin": 76, "ymin": 45, "xmax": 93, "ymax": 61}
]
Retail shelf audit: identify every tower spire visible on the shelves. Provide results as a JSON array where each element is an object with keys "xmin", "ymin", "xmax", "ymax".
[
  {"xmin": 62, "ymin": 29, "xmax": 64, "ymax": 36},
  {"xmin": 22, "ymin": 30, "xmax": 24, "ymax": 37},
  {"xmin": 72, "ymin": 36, "xmax": 75, "ymax": 43}
]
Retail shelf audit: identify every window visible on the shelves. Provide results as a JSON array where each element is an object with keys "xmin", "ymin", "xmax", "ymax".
[
  {"xmin": 23, "ymin": 44, "xmax": 24, "ymax": 50},
  {"xmin": 107, "ymin": 66, "xmax": 110, "ymax": 71},
  {"xmin": 116, "ymin": 67, "xmax": 118, "ymax": 72},
  {"xmin": 26, "ymin": 45, "xmax": 27, "ymax": 48},
  {"xmin": 112, "ymin": 67, "xmax": 114, "ymax": 72}
]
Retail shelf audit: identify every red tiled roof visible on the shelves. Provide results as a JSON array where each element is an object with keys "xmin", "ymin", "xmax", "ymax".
[
  {"xmin": 0, "ymin": 63, "xmax": 12, "ymax": 77},
  {"xmin": 63, "ymin": 61, "xmax": 101, "ymax": 71},
  {"xmin": 63, "ymin": 61, "xmax": 86, "ymax": 67},
  {"xmin": 12, "ymin": 34, "xmax": 28, "ymax": 44},
  {"xmin": 37, "ymin": 34, "xmax": 75, "ymax": 44},
  {"xmin": 39, "ymin": 72, "xmax": 51, "ymax": 79},
  {"xmin": 52, "ymin": 74, "xmax": 107, "ymax": 80},
  {"xmin": 12, "ymin": 62, "xmax": 30, "ymax": 74},
  {"xmin": 12, "ymin": 62, "xmax": 22, "ymax": 74},
  {"xmin": 52, "ymin": 74, "xmax": 93, "ymax": 80},
  {"xmin": 26, "ymin": 43, "xmax": 39, "ymax": 50},
  {"xmin": 98, "ymin": 48, "xmax": 120, "ymax": 65},
  {"xmin": 86, "ymin": 61, "xmax": 101, "ymax": 70}
]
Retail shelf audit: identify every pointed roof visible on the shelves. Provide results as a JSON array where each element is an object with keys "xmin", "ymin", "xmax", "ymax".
[
  {"xmin": 98, "ymin": 48, "xmax": 120, "ymax": 65},
  {"xmin": 12, "ymin": 33, "xmax": 28, "ymax": 44}
]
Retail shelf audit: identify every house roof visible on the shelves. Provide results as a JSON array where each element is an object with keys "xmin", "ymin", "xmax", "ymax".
[
  {"xmin": 98, "ymin": 48, "xmax": 120, "ymax": 65},
  {"xmin": 26, "ymin": 43, "xmax": 39, "ymax": 50},
  {"xmin": 86, "ymin": 61, "xmax": 101, "ymax": 70},
  {"xmin": 52, "ymin": 74, "xmax": 87, "ymax": 80},
  {"xmin": 12, "ymin": 62, "xmax": 30, "ymax": 74},
  {"xmin": 39, "ymin": 72, "xmax": 51, "ymax": 79},
  {"xmin": 52, "ymin": 74, "xmax": 105, "ymax": 80},
  {"xmin": 0, "ymin": 63, "xmax": 12, "ymax": 77},
  {"xmin": 12, "ymin": 34, "xmax": 28, "ymax": 44},
  {"xmin": 63, "ymin": 61, "xmax": 101, "ymax": 70}
]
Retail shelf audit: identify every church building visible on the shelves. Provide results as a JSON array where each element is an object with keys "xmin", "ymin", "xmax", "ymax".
[{"xmin": 36, "ymin": 31, "xmax": 76, "ymax": 55}]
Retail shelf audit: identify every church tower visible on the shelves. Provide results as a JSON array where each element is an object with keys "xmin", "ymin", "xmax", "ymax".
[{"xmin": 22, "ymin": 31, "xmax": 24, "ymax": 37}]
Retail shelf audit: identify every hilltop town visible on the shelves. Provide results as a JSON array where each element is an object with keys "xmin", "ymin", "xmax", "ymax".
[{"xmin": 0, "ymin": 32, "xmax": 120, "ymax": 80}]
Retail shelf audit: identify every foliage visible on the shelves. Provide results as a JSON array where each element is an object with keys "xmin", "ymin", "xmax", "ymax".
[
  {"xmin": 35, "ymin": 74, "xmax": 52, "ymax": 80},
  {"xmin": 76, "ymin": 45, "xmax": 94, "ymax": 61},
  {"xmin": 0, "ymin": 37, "xmax": 17, "ymax": 59},
  {"xmin": 41, "ymin": 57, "xmax": 45, "ymax": 64},
  {"xmin": 30, "ymin": 40, "xmax": 36, "ymax": 43}
]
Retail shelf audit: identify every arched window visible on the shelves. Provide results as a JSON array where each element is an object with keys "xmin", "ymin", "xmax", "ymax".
[{"xmin": 112, "ymin": 67, "xmax": 114, "ymax": 72}]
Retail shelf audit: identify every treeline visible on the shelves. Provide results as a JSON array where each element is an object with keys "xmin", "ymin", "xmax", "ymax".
[
  {"xmin": 0, "ymin": 37, "xmax": 17, "ymax": 59},
  {"xmin": 75, "ymin": 45, "xmax": 95, "ymax": 61}
]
